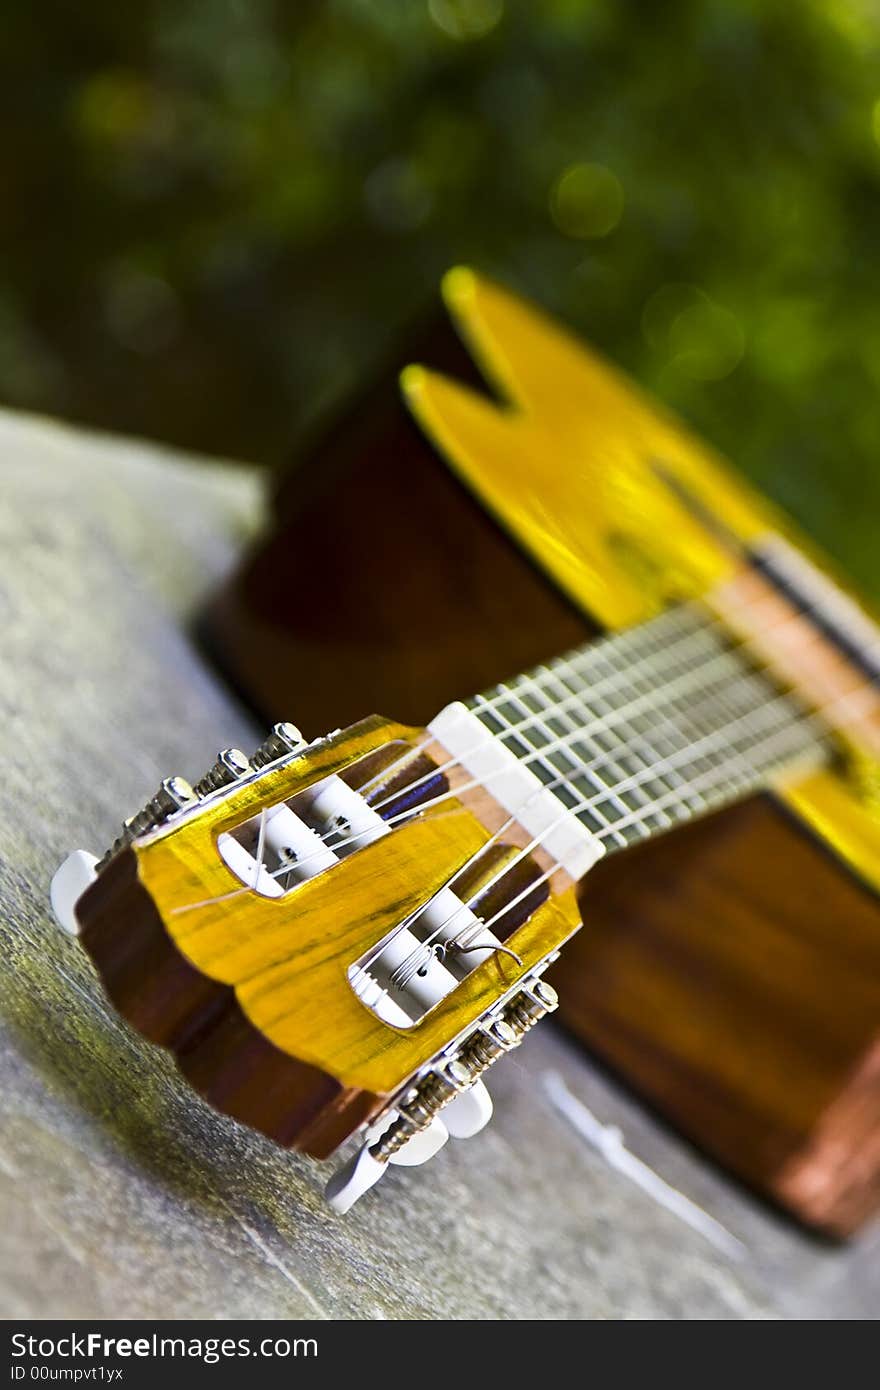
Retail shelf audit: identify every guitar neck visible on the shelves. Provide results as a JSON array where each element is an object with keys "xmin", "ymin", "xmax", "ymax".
[{"xmin": 432, "ymin": 599, "xmax": 830, "ymax": 874}]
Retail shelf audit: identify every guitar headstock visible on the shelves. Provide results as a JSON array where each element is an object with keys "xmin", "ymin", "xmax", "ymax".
[{"xmin": 51, "ymin": 713, "xmax": 581, "ymax": 1210}]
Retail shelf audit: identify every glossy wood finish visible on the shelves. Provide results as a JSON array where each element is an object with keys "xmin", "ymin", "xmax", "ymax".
[
  {"xmin": 711, "ymin": 567, "xmax": 880, "ymax": 758},
  {"xmin": 200, "ymin": 282, "xmax": 880, "ymax": 1233},
  {"xmin": 78, "ymin": 847, "xmax": 378, "ymax": 1158},
  {"xmin": 15, "ymin": 405, "xmax": 880, "ymax": 1317},
  {"xmin": 555, "ymin": 794, "xmax": 880, "ymax": 1236},
  {"xmin": 202, "ymin": 317, "xmax": 595, "ymax": 736},
  {"xmin": 77, "ymin": 714, "xmax": 581, "ymax": 1154},
  {"xmin": 405, "ymin": 271, "xmax": 880, "ymax": 899}
]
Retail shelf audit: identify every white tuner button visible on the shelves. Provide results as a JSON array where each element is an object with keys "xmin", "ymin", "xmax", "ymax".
[
  {"xmin": 325, "ymin": 1146, "xmax": 388, "ymax": 1215},
  {"xmin": 50, "ymin": 850, "xmax": 99, "ymax": 935},
  {"xmin": 442, "ymin": 1080, "xmax": 493, "ymax": 1139},
  {"xmin": 372, "ymin": 1115, "xmax": 449, "ymax": 1168},
  {"xmin": 325, "ymin": 1117, "xmax": 450, "ymax": 1214}
]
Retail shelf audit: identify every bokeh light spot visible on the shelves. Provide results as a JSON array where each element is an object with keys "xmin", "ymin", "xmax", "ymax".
[
  {"xmin": 643, "ymin": 283, "xmax": 744, "ymax": 381},
  {"xmin": 102, "ymin": 266, "xmax": 179, "ymax": 356},
  {"xmin": 752, "ymin": 297, "xmax": 824, "ymax": 383},
  {"xmin": 428, "ymin": 0, "xmax": 505, "ymax": 41},
  {"xmin": 364, "ymin": 159, "xmax": 433, "ymax": 232},
  {"xmin": 550, "ymin": 162, "xmax": 624, "ymax": 239},
  {"xmin": 74, "ymin": 71, "xmax": 155, "ymax": 145}
]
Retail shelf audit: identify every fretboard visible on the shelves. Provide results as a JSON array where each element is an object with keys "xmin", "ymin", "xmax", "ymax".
[{"xmin": 466, "ymin": 603, "xmax": 830, "ymax": 855}]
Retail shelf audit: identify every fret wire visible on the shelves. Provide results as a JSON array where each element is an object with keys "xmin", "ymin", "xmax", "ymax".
[
  {"xmin": 522, "ymin": 626, "xmax": 777, "ymax": 758},
  {"xmin": 592, "ymin": 643, "xmax": 714, "ymax": 818},
  {"xmin": 546, "ymin": 604, "xmax": 712, "ymax": 693},
  {"xmin": 492, "ymin": 649, "xmax": 673, "ymax": 818},
  {"xmin": 386, "ymin": 694, "xmax": 829, "ymax": 993},
  {"xmin": 580, "ymin": 680, "xmax": 815, "ymax": 832},
  {"xmin": 520, "ymin": 656, "xmax": 666, "ymax": 841},
  {"xmin": 474, "ymin": 604, "xmax": 714, "ymax": 732},
  {"xmin": 480, "ymin": 617, "xmax": 767, "ymax": 772},
  {"xmin": 473, "ymin": 568, "xmax": 851, "ymax": 753},
  {"xmin": 558, "ymin": 651, "xmax": 784, "ymax": 833},
  {"xmin": 557, "ymin": 602, "xmax": 704, "ymax": 680},
  {"xmin": 595, "ymin": 706, "xmax": 824, "ymax": 844},
  {"xmin": 539, "ymin": 607, "xmax": 700, "ymax": 704},
  {"xmin": 471, "ymin": 688, "xmax": 622, "ymax": 836},
  {"xmin": 490, "ymin": 633, "xmax": 716, "ymax": 783},
  {"xmin": 472, "ymin": 600, "xmax": 826, "ymax": 855},
  {"xmin": 478, "ymin": 626, "xmax": 788, "ymax": 832},
  {"xmin": 552, "ymin": 644, "xmax": 690, "ymax": 826},
  {"xmin": 514, "ymin": 671, "xmax": 648, "ymax": 830}
]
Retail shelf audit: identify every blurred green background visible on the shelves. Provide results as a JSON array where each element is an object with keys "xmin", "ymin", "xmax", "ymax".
[{"xmin": 2, "ymin": 0, "xmax": 879, "ymax": 594}]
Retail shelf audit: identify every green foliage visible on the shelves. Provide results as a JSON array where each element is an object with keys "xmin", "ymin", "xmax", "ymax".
[{"xmin": 1, "ymin": 0, "xmax": 879, "ymax": 591}]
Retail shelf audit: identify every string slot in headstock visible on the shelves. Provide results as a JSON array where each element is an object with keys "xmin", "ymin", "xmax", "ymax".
[{"xmin": 50, "ymin": 711, "xmax": 582, "ymax": 1208}]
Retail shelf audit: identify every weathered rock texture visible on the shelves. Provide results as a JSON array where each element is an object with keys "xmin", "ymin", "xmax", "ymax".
[{"xmin": 0, "ymin": 409, "xmax": 877, "ymax": 1318}]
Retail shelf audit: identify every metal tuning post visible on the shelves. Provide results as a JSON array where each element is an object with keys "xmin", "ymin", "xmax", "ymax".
[
  {"xmin": 52, "ymin": 774, "xmax": 198, "ymax": 934},
  {"xmin": 98, "ymin": 775, "xmax": 198, "ymax": 871},
  {"xmin": 251, "ymin": 721, "xmax": 306, "ymax": 769},
  {"xmin": 49, "ymin": 710, "xmax": 579, "ymax": 1217},
  {"xmin": 325, "ymin": 978, "xmax": 559, "ymax": 1213},
  {"xmin": 192, "ymin": 747, "xmax": 252, "ymax": 798}
]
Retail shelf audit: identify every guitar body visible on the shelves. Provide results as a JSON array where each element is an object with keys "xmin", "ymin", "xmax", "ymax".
[{"xmin": 202, "ymin": 272, "xmax": 880, "ymax": 1235}]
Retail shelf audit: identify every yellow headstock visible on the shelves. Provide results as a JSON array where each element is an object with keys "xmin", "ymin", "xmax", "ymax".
[{"xmin": 62, "ymin": 715, "xmax": 581, "ymax": 1173}]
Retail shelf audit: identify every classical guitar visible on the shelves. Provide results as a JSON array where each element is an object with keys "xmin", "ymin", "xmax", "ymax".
[{"xmin": 53, "ymin": 271, "xmax": 880, "ymax": 1233}]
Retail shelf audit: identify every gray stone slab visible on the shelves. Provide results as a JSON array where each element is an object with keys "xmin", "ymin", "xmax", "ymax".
[{"xmin": 0, "ymin": 408, "xmax": 877, "ymax": 1318}]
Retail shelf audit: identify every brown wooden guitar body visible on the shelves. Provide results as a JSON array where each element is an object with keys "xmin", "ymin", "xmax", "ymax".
[{"xmin": 201, "ymin": 315, "xmax": 880, "ymax": 1238}]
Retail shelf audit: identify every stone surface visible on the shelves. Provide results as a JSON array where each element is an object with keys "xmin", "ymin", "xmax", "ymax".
[{"xmin": 0, "ymin": 407, "xmax": 877, "ymax": 1319}]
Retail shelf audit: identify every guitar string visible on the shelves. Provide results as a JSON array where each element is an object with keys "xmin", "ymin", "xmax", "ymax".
[
  {"xmin": 385, "ymin": 582, "xmax": 880, "ymax": 986},
  {"xmin": 168, "ymin": 575, "xmax": 873, "ymax": 1000},
  {"xmin": 361, "ymin": 582, "xmax": 880, "ymax": 987},
  {"xmin": 213, "ymin": 556, "xmax": 879, "ymax": 1009},
  {"xmin": 167, "ymin": 605, "xmax": 873, "ymax": 1019},
  {"xmin": 352, "ymin": 638, "xmax": 860, "ymax": 991},
  {"xmin": 169, "ymin": 579, "xmax": 873, "ymax": 921},
  {"xmin": 174, "ymin": 606, "xmax": 721, "ymax": 913},
  {"xmin": 308, "ymin": 579, "xmax": 872, "ymax": 862},
  {"xmin": 386, "ymin": 692, "xmax": 836, "ymax": 996},
  {"xmin": 349, "ymin": 603, "xmax": 699, "ymax": 800},
  {"xmin": 357, "ymin": 581, "xmax": 876, "ymax": 824},
  {"xmin": 474, "ymin": 614, "xmax": 852, "ymax": 845}
]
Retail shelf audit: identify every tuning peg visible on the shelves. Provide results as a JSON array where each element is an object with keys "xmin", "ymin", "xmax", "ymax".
[
  {"xmin": 126, "ymin": 775, "xmax": 197, "ymax": 832},
  {"xmin": 324, "ymin": 1019, "xmax": 525, "ymax": 1212},
  {"xmin": 96, "ymin": 775, "xmax": 197, "ymax": 871},
  {"xmin": 250, "ymin": 721, "xmax": 306, "ymax": 769},
  {"xmin": 50, "ymin": 850, "xmax": 99, "ymax": 935},
  {"xmin": 193, "ymin": 747, "xmax": 251, "ymax": 798}
]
